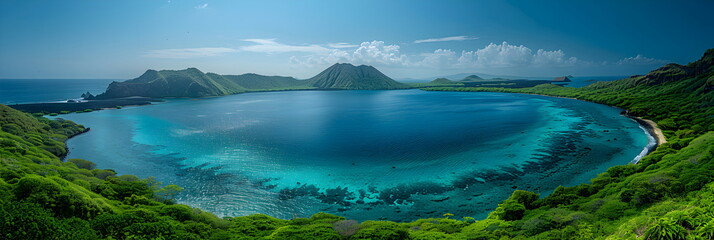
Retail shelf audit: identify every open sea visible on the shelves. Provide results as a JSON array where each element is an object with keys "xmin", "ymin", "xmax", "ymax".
[
  {"xmin": 1, "ymin": 79, "xmax": 650, "ymax": 221},
  {"xmin": 0, "ymin": 79, "xmax": 115, "ymax": 104}
]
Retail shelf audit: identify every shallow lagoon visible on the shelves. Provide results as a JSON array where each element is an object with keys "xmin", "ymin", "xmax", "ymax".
[{"xmin": 60, "ymin": 89, "xmax": 649, "ymax": 221}]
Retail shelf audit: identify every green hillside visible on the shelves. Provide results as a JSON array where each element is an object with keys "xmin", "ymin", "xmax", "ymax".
[
  {"xmin": 307, "ymin": 63, "xmax": 410, "ymax": 90},
  {"xmin": 94, "ymin": 64, "xmax": 409, "ymax": 99},
  {"xmin": 430, "ymin": 78, "xmax": 455, "ymax": 84},
  {"xmin": 459, "ymin": 75, "xmax": 484, "ymax": 81},
  {"xmin": 420, "ymin": 48, "xmax": 714, "ymax": 238},
  {"xmin": 1, "ymin": 49, "xmax": 712, "ymax": 239},
  {"xmin": 222, "ymin": 73, "xmax": 309, "ymax": 90},
  {"xmin": 95, "ymin": 68, "xmax": 247, "ymax": 98}
]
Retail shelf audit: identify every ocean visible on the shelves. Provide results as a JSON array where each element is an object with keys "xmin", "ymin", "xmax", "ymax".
[{"xmin": 0, "ymin": 78, "xmax": 115, "ymax": 104}]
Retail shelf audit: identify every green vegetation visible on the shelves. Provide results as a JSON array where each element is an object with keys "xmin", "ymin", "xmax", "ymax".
[
  {"xmin": 93, "ymin": 63, "xmax": 408, "ymax": 99},
  {"xmin": 222, "ymin": 73, "xmax": 310, "ymax": 90},
  {"xmin": 1, "ymin": 49, "xmax": 712, "ymax": 239},
  {"xmin": 408, "ymin": 78, "xmax": 465, "ymax": 88},
  {"xmin": 416, "ymin": 74, "xmax": 556, "ymax": 89},
  {"xmin": 307, "ymin": 63, "xmax": 409, "ymax": 90},
  {"xmin": 94, "ymin": 68, "xmax": 249, "ymax": 99},
  {"xmin": 459, "ymin": 75, "xmax": 484, "ymax": 81}
]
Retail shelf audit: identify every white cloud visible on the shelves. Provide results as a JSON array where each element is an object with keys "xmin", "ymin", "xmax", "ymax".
[
  {"xmin": 240, "ymin": 39, "xmax": 330, "ymax": 54},
  {"xmin": 418, "ymin": 49, "xmax": 457, "ymax": 67},
  {"xmin": 327, "ymin": 43, "xmax": 358, "ymax": 48},
  {"xmin": 533, "ymin": 49, "xmax": 578, "ymax": 66},
  {"xmin": 195, "ymin": 3, "xmax": 208, "ymax": 9},
  {"xmin": 290, "ymin": 49, "xmax": 352, "ymax": 68},
  {"xmin": 290, "ymin": 41, "xmax": 408, "ymax": 67},
  {"xmin": 414, "ymin": 36, "xmax": 478, "ymax": 44},
  {"xmin": 616, "ymin": 54, "xmax": 666, "ymax": 65},
  {"xmin": 143, "ymin": 47, "xmax": 236, "ymax": 58},
  {"xmin": 289, "ymin": 41, "xmax": 408, "ymax": 67},
  {"xmin": 352, "ymin": 41, "xmax": 408, "ymax": 65},
  {"xmin": 290, "ymin": 40, "xmax": 577, "ymax": 70},
  {"xmin": 456, "ymin": 42, "xmax": 577, "ymax": 67}
]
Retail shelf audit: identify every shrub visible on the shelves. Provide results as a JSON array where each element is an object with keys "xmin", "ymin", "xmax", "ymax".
[
  {"xmin": 697, "ymin": 218, "xmax": 714, "ymax": 240},
  {"xmin": 488, "ymin": 199, "xmax": 526, "ymax": 221},
  {"xmin": 351, "ymin": 221, "xmax": 409, "ymax": 240},
  {"xmin": 310, "ymin": 212, "xmax": 345, "ymax": 223},
  {"xmin": 228, "ymin": 214, "xmax": 287, "ymax": 238},
  {"xmin": 509, "ymin": 190, "xmax": 540, "ymax": 209},
  {"xmin": 644, "ymin": 217, "xmax": 687, "ymax": 240},
  {"xmin": 265, "ymin": 223, "xmax": 341, "ymax": 240},
  {"xmin": 69, "ymin": 158, "xmax": 96, "ymax": 170}
]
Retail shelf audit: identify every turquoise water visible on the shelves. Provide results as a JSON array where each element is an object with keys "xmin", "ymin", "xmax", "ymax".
[{"xmin": 58, "ymin": 90, "xmax": 649, "ymax": 221}]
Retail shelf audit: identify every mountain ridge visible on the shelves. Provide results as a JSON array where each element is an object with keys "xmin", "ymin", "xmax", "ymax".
[{"xmin": 93, "ymin": 63, "xmax": 407, "ymax": 99}]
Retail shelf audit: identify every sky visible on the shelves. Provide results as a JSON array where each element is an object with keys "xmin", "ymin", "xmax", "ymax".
[{"xmin": 1, "ymin": 0, "xmax": 712, "ymax": 80}]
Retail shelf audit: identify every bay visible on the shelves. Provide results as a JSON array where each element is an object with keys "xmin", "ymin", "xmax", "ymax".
[{"xmin": 57, "ymin": 89, "xmax": 649, "ymax": 221}]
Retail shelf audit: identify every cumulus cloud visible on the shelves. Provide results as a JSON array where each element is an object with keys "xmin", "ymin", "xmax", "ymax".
[
  {"xmin": 143, "ymin": 47, "xmax": 236, "ymax": 58},
  {"xmin": 352, "ymin": 41, "xmax": 408, "ymax": 65},
  {"xmin": 240, "ymin": 39, "xmax": 330, "ymax": 54},
  {"xmin": 195, "ymin": 3, "xmax": 208, "ymax": 9},
  {"xmin": 616, "ymin": 54, "xmax": 666, "ymax": 65},
  {"xmin": 290, "ymin": 49, "xmax": 352, "ymax": 68},
  {"xmin": 414, "ymin": 36, "xmax": 478, "ymax": 44},
  {"xmin": 533, "ymin": 49, "xmax": 578, "ymax": 66},
  {"xmin": 456, "ymin": 42, "xmax": 577, "ymax": 67},
  {"xmin": 292, "ymin": 40, "xmax": 408, "ymax": 67},
  {"xmin": 285, "ymin": 40, "xmax": 578, "ymax": 71},
  {"xmin": 418, "ymin": 49, "xmax": 457, "ymax": 67}
]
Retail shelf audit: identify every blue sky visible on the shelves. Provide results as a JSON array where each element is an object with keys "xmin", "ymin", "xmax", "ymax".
[{"xmin": 1, "ymin": 0, "xmax": 712, "ymax": 79}]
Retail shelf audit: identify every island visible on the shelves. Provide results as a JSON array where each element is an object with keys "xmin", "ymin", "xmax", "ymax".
[
  {"xmin": 0, "ymin": 48, "xmax": 712, "ymax": 239},
  {"xmin": 92, "ymin": 63, "xmax": 409, "ymax": 99}
]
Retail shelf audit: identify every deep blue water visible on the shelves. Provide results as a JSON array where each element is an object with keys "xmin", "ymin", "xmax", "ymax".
[
  {"xmin": 51, "ymin": 89, "xmax": 650, "ymax": 221},
  {"xmin": 0, "ymin": 79, "xmax": 114, "ymax": 104}
]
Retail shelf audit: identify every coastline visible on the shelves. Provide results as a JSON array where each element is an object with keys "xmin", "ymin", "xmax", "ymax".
[
  {"xmin": 59, "ymin": 127, "xmax": 91, "ymax": 161},
  {"xmin": 423, "ymin": 89, "xmax": 668, "ymax": 160},
  {"xmin": 624, "ymin": 115, "xmax": 667, "ymax": 145},
  {"xmin": 483, "ymin": 90, "xmax": 668, "ymax": 146},
  {"xmin": 9, "ymin": 97, "xmax": 157, "ymax": 114},
  {"xmin": 45, "ymin": 88, "xmax": 668, "ymax": 166}
]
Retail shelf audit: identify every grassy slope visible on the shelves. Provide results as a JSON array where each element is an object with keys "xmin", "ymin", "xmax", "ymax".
[
  {"xmin": 307, "ymin": 63, "xmax": 410, "ymax": 90},
  {"xmin": 222, "ymin": 73, "xmax": 311, "ymax": 91},
  {"xmin": 96, "ymin": 68, "xmax": 248, "ymax": 98}
]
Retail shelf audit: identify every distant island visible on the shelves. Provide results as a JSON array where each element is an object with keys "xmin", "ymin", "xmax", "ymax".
[
  {"xmin": 415, "ymin": 74, "xmax": 569, "ymax": 88},
  {"xmin": 10, "ymin": 63, "xmax": 578, "ymax": 115},
  {"xmin": 91, "ymin": 63, "xmax": 409, "ymax": 99}
]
